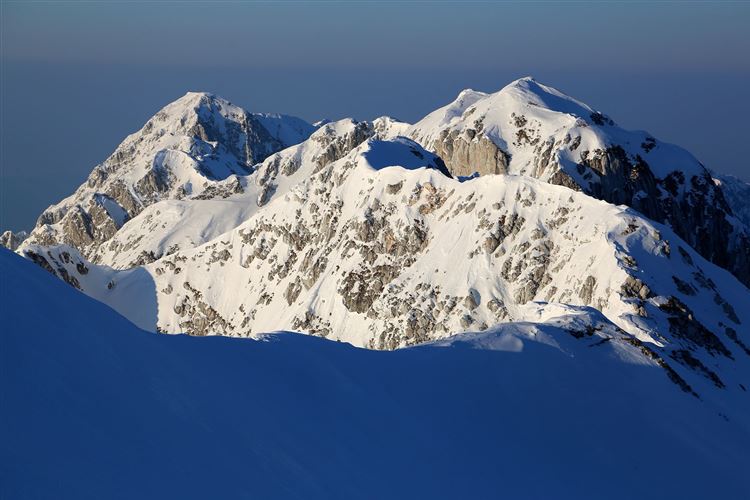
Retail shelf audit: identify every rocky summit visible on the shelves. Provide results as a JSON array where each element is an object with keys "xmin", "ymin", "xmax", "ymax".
[{"xmin": 5, "ymin": 79, "xmax": 750, "ymax": 401}]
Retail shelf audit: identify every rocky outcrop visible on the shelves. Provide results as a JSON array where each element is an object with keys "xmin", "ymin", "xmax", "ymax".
[
  {"xmin": 575, "ymin": 148, "xmax": 750, "ymax": 287},
  {"xmin": 426, "ymin": 129, "xmax": 510, "ymax": 177},
  {"xmin": 255, "ymin": 119, "xmax": 375, "ymax": 207}
]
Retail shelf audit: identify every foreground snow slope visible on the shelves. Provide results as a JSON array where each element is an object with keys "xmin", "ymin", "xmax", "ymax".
[{"xmin": 2, "ymin": 248, "xmax": 749, "ymax": 499}]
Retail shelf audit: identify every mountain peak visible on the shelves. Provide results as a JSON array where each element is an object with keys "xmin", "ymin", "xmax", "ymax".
[
  {"xmin": 509, "ymin": 75, "xmax": 537, "ymax": 85},
  {"xmin": 182, "ymin": 90, "xmax": 215, "ymax": 99},
  {"xmin": 16, "ymin": 90, "xmax": 316, "ymax": 260},
  {"xmin": 156, "ymin": 91, "xmax": 244, "ymax": 124},
  {"xmin": 455, "ymin": 88, "xmax": 484, "ymax": 99},
  {"xmin": 175, "ymin": 90, "xmax": 225, "ymax": 105},
  {"xmin": 453, "ymin": 88, "xmax": 488, "ymax": 104},
  {"xmin": 497, "ymin": 77, "xmax": 597, "ymax": 117},
  {"xmin": 161, "ymin": 91, "xmax": 229, "ymax": 112}
]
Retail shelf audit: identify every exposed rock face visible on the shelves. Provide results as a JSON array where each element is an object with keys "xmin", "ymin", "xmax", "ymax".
[
  {"xmin": 428, "ymin": 129, "xmax": 510, "ymax": 177},
  {"xmin": 407, "ymin": 77, "xmax": 750, "ymax": 287},
  {"xmin": 18, "ymin": 92, "xmax": 315, "ymax": 263},
  {"xmin": 578, "ymin": 148, "xmax": 750, "ymax": 288}
]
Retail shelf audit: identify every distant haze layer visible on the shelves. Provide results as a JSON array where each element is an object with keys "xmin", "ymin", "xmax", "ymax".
[{"xmin": 1, "ymin": 1, "xmax": 749, "ymax": 230}]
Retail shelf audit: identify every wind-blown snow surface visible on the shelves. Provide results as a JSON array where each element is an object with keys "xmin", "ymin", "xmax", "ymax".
[{"xmin": 2, "ymin": 248, "xmax": 749, "ymax": 499}]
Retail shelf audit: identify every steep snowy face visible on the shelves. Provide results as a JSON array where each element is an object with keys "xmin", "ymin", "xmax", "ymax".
[
  {"xmin": 407, "ymin": 77, "xmax": 750, "ymax": 286},
  {"xmin": 23, "ymin": 134, "xmax": 750, "ymax": 399},
  {"xmin": 18, "ymin": 92, "xmax": 315, "ymax": 262}
]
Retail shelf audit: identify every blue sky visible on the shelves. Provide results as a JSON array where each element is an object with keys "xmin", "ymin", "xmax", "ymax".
[{"xmin": 2, "ymin": 1, "xmax": 749, "ymax": 230}]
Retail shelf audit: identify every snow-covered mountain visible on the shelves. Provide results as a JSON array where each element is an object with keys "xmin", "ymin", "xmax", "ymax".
[
  {"xmin": 16, "ymin": 79, "xmax": 748, "ymax": 286},
  {"xmin": 21, "ymin": 130, "xmax": 750, "ymax": 401},
  {"xmin": 3, "ymin": 248, "xmax": 749, "ymax": 499},
  {"xmin": 4, "ymin": 78, "xmax": 750, "ymax": 498},
  {"xmin": 405, "ymin": 77, "xmax": 750, "ymax": 286},
  {"xmin": 17, "ymin": 92, "xmax": 316, "ymax": 263},
  {"xmin": 8, "ymin": 79, "xmax": 750, "ymax": 383}
]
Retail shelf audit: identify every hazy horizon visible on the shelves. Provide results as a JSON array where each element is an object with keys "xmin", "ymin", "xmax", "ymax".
[{"xmin": 2, "ymin": 1, "xmax": 749, "ymax": 231}]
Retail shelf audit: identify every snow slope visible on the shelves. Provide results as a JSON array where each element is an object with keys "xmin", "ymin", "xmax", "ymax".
[{"xmin": 2, "ymin": 248, "xmax": 749, "ymax": 499}]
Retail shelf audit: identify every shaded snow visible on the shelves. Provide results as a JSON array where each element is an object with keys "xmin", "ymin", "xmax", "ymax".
[
  {"xmin": 2, "ymin": 248, "xmax": 749, "ymax": 499},
  {"xmin": 714, "ymin": 173, "xmax": 750, "ymax": 227},
  {"xmin": 361, "ymin": 137, "xmax": 451, "ymax": 175}
]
